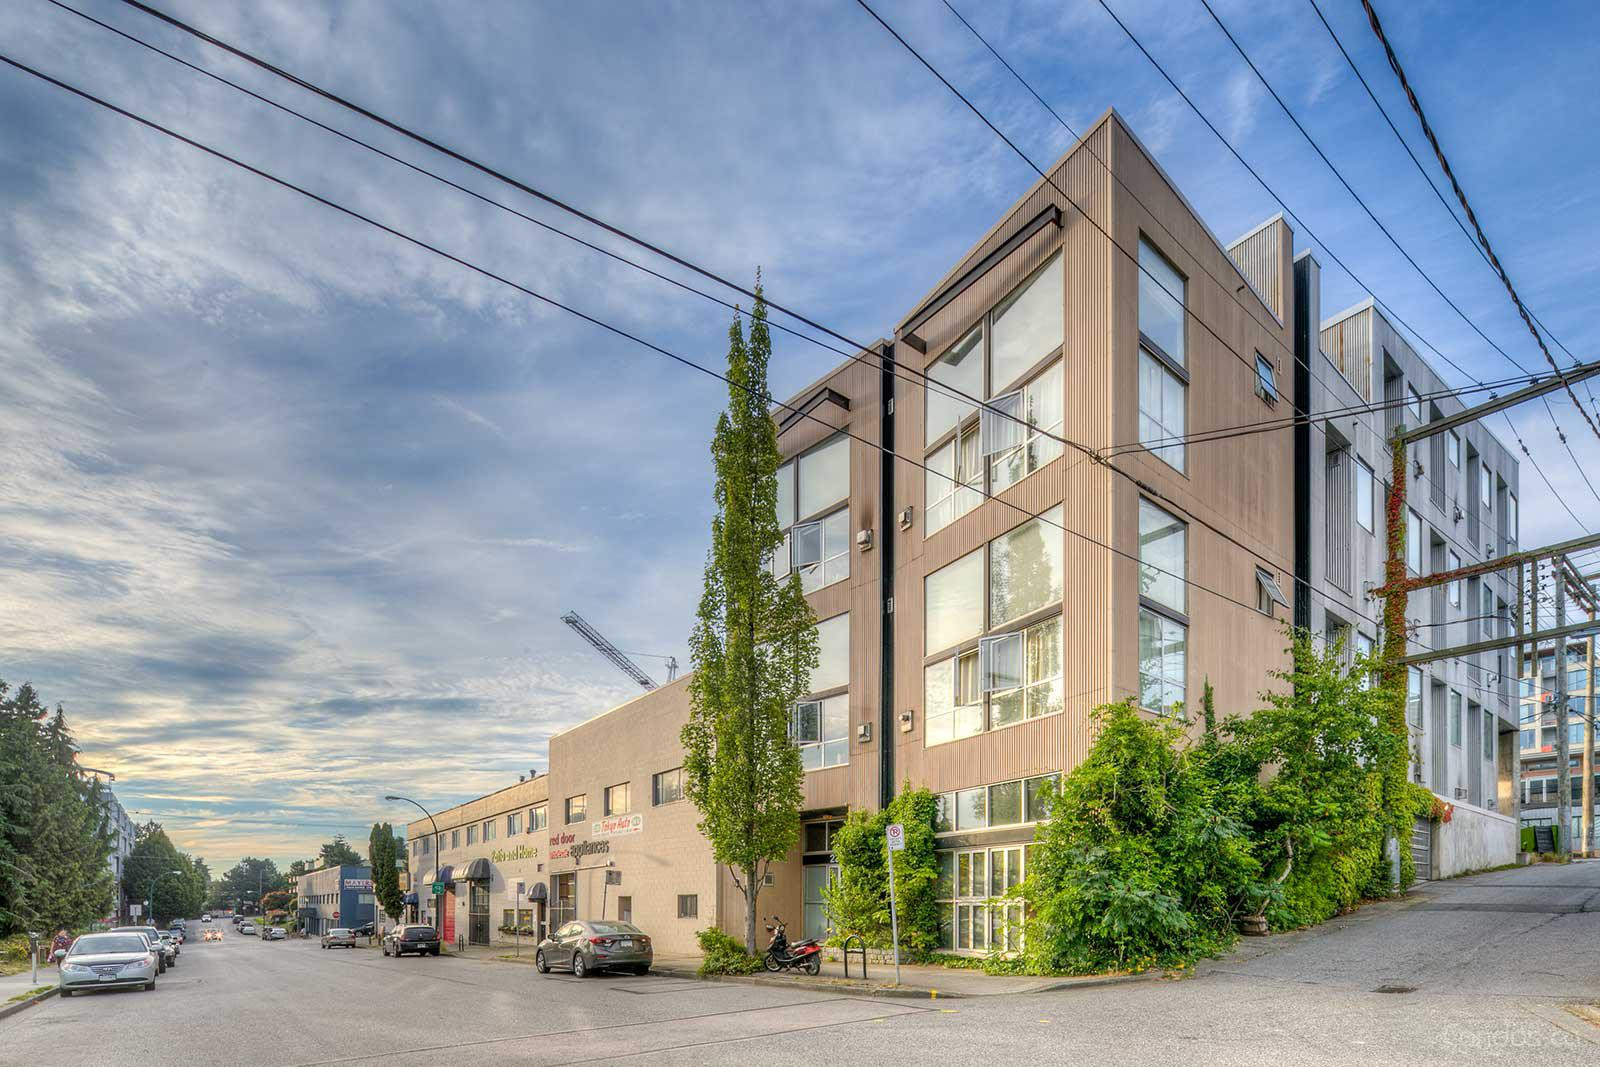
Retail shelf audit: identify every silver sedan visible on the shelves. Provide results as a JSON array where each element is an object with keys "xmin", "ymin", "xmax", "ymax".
[
  {"xmin": 58, "ymin": 932, "xmax": 159, "ymax": 996},
  {"xmin": 536, "ymin": 920, "xmax": 652, "ymax": 977}
]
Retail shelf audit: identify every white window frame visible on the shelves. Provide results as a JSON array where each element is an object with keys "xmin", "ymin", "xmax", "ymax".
[
  {"xmin": 1407, "ymin": 510, "xmax": 1423, "ymax": 574},
  {"xmin": 1355, "ymin": 460, "xmax": 1375, "ymax": 533},
  {"xmin": 1447, "ymin": 549, "xmax": 1461, "ymax": 606}
]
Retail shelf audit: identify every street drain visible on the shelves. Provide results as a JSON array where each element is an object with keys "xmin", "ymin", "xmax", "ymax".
[{"xmin": 1373, "ymin": 985, "xmax": 1417, "ymax": 994}]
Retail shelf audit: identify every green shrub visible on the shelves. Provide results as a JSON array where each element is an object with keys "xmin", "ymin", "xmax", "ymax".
[
  {"xmin": 821, "ymin": 784, "xmax": 942, "ymax": 960},
  {"xmin": 696, "ymin": 927, "xmax": 760, "ymax": 976}
]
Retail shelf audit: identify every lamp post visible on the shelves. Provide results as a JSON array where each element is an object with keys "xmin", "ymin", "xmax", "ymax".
[
  {"xmin": 147, "ymin": 869, "xmax": 181, "ymax": 925},
  {"xmin": 386, "ymin": 795, "xmax": 440, "ymax": 927}
]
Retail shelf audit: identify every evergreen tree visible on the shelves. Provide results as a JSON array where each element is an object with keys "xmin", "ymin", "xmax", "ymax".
[
  {"xmin": 317, "ymin": 835, "xmax": 365, "ymax": 868},
  {"xmin": 369, "ymin": 823, "xmax": 404, "ymax": 924},
  {"xmin": 682, "ymin": 282, "xmax": 819, "ymax": 953}
]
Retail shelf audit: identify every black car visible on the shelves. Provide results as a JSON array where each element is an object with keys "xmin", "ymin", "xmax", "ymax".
[
  {"xmin": 381, "ymin": 925, "xmax": 440, "ymax": 957},
  {"xmin": 350, "ymin": 923, "xmax": 375, "ymax": 938}
]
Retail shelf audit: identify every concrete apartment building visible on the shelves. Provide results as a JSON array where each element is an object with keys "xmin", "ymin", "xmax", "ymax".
[
  {"xmin": 1293, "ymin": 256, "xmax": 1521, "ymax": 877},
  {"xmin": 98, "ymin": 786, "xmax": 135, "ymax": 922},
  {"xmin": 401, "ymin": 109, "xmax": 1302, "ymax": 958},
  {"xmin": 403, "ymin": 775, "xmax": 549, "ymax": 947},
  {"xmin": 1518, "ymin": 636, "xmax": 1596, "ymax": 845}
]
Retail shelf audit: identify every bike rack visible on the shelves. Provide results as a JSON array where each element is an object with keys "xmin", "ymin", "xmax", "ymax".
[{"xmin": 841, "ymin": 934, "xmax": 867, "ymax": 980}]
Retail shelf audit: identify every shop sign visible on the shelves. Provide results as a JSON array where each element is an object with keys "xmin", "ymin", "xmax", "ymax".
[
  {"xmin": 490, "ymin": 844, "xmax": 539, "ymax": 863},
  {"xmin": 343, "ymin": 878, "xmax": 374, "ymax": 891},
  {"xmin": 547, "ymin": 830, "xmax": 609, "ymax": 864},
  {"xmin": 592, "ymin": 813, "xmax": 643, "ymax": 838}
]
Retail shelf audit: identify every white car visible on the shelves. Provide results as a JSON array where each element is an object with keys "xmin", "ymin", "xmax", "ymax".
[
  {"xmin": 201, "ymin": 914, "xmax": 212, "ymax": 923},
  {"xmin": 58, "ymin": 932, "xmax": 158, "ymax": 996},
  {"xmin": 239, "ymin": 922, "xmax": 257, "ymax": 936}
]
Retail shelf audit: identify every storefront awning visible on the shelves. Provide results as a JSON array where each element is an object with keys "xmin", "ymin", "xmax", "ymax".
[
  {"xmin": 457, "ymin": 857, "xmax": 492, "ymax": 882},
  {"xmin": 402, "ymin": 892, "xmax": 419, "ymax": 905},
  {"xmin": 425, "ymin": 865, "xmax": 453, "ymax": 887},
  {"xmin": 525, "ymin": 882, "xmax": 547, "ymax": 903}
]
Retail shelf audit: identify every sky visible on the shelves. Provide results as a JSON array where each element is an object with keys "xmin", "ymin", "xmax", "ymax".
[{"xmin": 3, "ymin": 0, "xmax": 1598, "ymax": 871}]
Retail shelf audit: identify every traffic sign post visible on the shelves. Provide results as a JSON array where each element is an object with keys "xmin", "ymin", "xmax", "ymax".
[
  {"xmin": 430, "ymin": 881, "xmax": 444, "ymax": 895},
  {"xmin": 885, "ymin": 824, "xmax": 904, "ymax": 987}
]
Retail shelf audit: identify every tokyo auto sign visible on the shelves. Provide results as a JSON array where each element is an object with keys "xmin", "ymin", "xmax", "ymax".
[{"xmin": 592, "ymin": 813, "xmax": 643, "ymax": 838}]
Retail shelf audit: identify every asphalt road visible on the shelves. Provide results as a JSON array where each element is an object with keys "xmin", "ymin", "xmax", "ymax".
[{"xmin": 4, "ymin": 864, "xmax": 1599, "ymax": 1067}]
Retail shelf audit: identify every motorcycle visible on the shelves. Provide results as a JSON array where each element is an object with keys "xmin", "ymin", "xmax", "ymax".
[{"xmin": 763, "ymin": 916, "xmax": 822, "ymax": 975}]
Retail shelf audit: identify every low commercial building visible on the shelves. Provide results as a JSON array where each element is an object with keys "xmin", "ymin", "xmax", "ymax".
[
  {"xmin": 294, "ymin": 864, "xmax": 377, "ymax": 936},
  {"xmin": 403, "ymin": 775, "xmax": 550, "ymax": 948}
]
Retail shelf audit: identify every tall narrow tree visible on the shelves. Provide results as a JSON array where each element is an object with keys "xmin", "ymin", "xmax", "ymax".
[
  {"xmin": 369, "ymin": 822, "xmax": 404, "ymax": 925},
  {"xmin": 682, "ymin": 281, "xmax": 819, "ymax": 953}
]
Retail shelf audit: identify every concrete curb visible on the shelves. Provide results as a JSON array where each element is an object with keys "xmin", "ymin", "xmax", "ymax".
[
  {"xmin": 0, "ymin": 986, "xmax": 58, "ymax": 1021},
  {"xmin": 648, "ymin": 963, "xmax": 1165, "ymax": 1000}
]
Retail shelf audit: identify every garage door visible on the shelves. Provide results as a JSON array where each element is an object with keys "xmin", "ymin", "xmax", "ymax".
[{"xmin": 1409, "ymin": 817, "xmax": 1432, "ymax": 881}]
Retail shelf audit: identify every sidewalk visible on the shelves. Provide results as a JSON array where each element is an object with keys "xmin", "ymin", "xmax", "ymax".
[
  {"xmin": 646, "ymin": 953, "xmax": 1159, "ymax": 999},
  {"xmin": 0, "ymin": 964, "xmax": 57, "ymax": 1011}
]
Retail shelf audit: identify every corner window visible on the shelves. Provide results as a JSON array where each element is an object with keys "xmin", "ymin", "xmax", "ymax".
[
  {"xmin": 926, "ymin": 508, "xmax": 1064, "ymax": 746},
  {"xmin": 924, "ymin": 257, "xmax": 1064, "ymax": 537},
  {"xmin": 1138, "ymin": 608, "xmax": 1186, "ymax": 716},
  {"xmin": 1138, "ymin": 499, "xmax": 1186, "ymax": 614},
  {"xmin": 652, "ymin": 768, "xmax": 685, "ymax": 806},
  {"xmin": 791, "ymin": 694, "xmax": 848, "ymax": 770},
  {"xmin": 1254, "ymin": 353, "xmax": 1277, "ymax": 404},
  {"xmin": 1355, "ymin": 460, "xmax": 1375, "ymax": 533},
  {"xmin": 565, "ymin": 795, "xmax": 587, "ymax": 825}
]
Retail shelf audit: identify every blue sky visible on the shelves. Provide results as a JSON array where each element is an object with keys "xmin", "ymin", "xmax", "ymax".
[{"xmin": 2, "ymin": 0, "xmax": 1597, "ymax": 869}]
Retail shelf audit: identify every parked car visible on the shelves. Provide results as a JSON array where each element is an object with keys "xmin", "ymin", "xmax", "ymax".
[
  {"xmin": 264, "ymin": 927, "xmax": 287, "ymax": 941},
  {"xmin": 535, "ymin": 920, "xmax": 651, "ymax": 977},
  {"xmin": 350, "ymin": 923, "xmax": 375, "ymax": 938},
  {"xmin": 381, "ymin": 925, "xmax": 440, "ymax": 957},
  {"xmin": 238, "ymin": 922, "xmax": 257, "ymax": 936},
  {"xmin": 167, "ymin": 926, "xmax": 185, "ymax": 944},
  {"xmin": 111, "ymin": 927, "xmax": 171, "ymax": 973},
  {"xmin": 58, "ymin": 932, "xmax": 158, "ymax": 996},
  {"xmin": 321, "ymin": 928, "xmax": 357, "ymax": 949}
]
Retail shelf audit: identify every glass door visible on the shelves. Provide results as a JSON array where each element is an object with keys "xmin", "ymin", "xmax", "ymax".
[
  {"xmin": 468, "ymin": 882, "xmax": 490, "ymax": 945},
  {"xmin": 802, "ymin": 864, "xmax": 838, "ymax": 942}
]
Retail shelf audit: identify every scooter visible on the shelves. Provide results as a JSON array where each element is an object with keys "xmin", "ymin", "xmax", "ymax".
[{"xmin": 763, "ymin": 916, "xmax": 822, "ymax": 975}]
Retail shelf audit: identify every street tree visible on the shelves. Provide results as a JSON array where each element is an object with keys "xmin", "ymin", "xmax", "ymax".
[
  {"xmin": 217, "ymin": 857, "xmax": 287, "ymax": 913},
  {"xmin": 124, "ymin": 823, "xmax": 206, "ymax": 924},
  {"xmin": 682, "ymin": 283, "xmax": 819, "ymax": 953},
  {"xmin": 369, "ymin": 822, "xmax": 404, "ymax": 923}
]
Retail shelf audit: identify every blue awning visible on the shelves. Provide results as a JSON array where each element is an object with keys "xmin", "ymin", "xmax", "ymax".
[
  {"xmin": 401, "ymin": 892, "xmax": 418, "ymax": 905},
  {"xmin": 435, "ymin": 865, "xmax": 453, "ymax": 886}
]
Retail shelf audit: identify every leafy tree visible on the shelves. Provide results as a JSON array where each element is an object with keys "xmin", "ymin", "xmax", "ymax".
[
  {"xmin": 369, "ymin": 823, "xmax": 404, "ymax": 923},
  {"xmin": 0, "ymin": 679, "xmax": 114, "ymax": 935},
  {"xmin": 286, "ymin": 859, "xmax": 313, "ymax": 880},
  {"xmin": 822, "ymin": 785, "xmax": 943, "ymax": 959},
  {"xmin": 260, "ymin": 889, "xmax": 293, "ymax": 912},
  {"xmin": 124, "ymin": 823, "xmax": 206, "ymax": 924},
  {"xmin": 216, "ymin": 857, "xmax": 287, "ymax": 914},
  {"xmin": 682, "ymin": 282, "xmax": 819, "ymax": 953},
  {"xmin": 318, "ymin": 835, "xmax": 364, "ymax": 868}
]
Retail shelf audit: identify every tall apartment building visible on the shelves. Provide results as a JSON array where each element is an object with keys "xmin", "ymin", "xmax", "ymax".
[
  {"xmin": 1518, "ymin": 636, "xmax": 1596, "ymax": 844},
  {"xmin": 436, "ymin": 110, "xmax": 1301, "ymax": 958},
  {"xmin": 1292, "ymin": 255, "xmax": 1521, "ymax": 877},
  {"xmin": 98, "ymin": 785, "xmax": 135, "ymax": 922}
]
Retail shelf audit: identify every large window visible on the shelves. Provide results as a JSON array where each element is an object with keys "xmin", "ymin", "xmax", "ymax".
[
  {"xmin": 773, "ymin": 434, "xmax": 850, "ymax": 592},
  {"xmin": 925, "ymin": 509, "xmax": 1064, "ymax": 746},
  {"xmin": 934, "ymin": 774, "xmax": 1057, "ymax": 832},
  {"xmin": 1138, "ymin": 238, "xmax": 1187, "ymax": 472},
  {"xmin": 1138, "ymin": 499, "xmax": 1186, "ymax": 614},
  {"xmin": 551, "ymin": 873, "xmax": 575, "ymax": 930},
  {"xmin": 1447, "ymin": 549, "xmax": 1461, "ymax": 606},
  {"xmin": 1449, "ymin": 691, "xmax": 1463, "ymax": 747},
  {"xmin": 529, "ymin": 805, "xmax": 547, "ymax": 832},
  {"xmin": 652, "ymin": 768, "xmax": 685, "ymax": 806},
  {"xmin": 604, "ymin": 783, "xmax": 629, "ymax": 817},
  {"xmin": 792, "ymin": 694, "xmax": 849, "ymax": 770},
  {"xmin": 565, "ymin": 795, "xmax": 586, "ymax": 825},
  {"xmin": 792, "ymin": 613, "xmax": 850, "ymax": 772},
  {"xmin": 1355, "ymin": 460, "xmax": 1375, "ymax": 533},
  {"xmin": 1406, "ymin": 667, "xmax": 1423, "ymax": 728},
  {"xmin": 924, "ymin": 257, "xmax": 1064, "ymax": 536},
  {"xmin": 937, "ymin": 845, "xmax": 1030, "ymax": 954},
  {"xmin": 1138, "ymin": 610, "xmax": 1187, "ymax": 717}
]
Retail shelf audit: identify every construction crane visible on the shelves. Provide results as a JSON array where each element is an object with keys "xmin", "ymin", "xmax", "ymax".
[{"xmin": 561, "ymin": 611, "xmax": 678, "ymax": 690}]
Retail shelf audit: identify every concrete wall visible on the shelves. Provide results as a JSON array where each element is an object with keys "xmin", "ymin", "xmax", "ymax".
[{"xmin": 1433, "ymin": 799, "xmax": 1519, "ymax": 878}]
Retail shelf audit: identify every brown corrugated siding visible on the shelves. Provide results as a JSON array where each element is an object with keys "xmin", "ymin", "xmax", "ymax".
[{"xmin": 1225, "ymin": 219, "xmax": 1287, "ymax": 322}]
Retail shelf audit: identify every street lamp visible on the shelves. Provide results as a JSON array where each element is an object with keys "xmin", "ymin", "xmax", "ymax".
[
  {"xmin": 386, "ymin": 795, "xmax": 441, "ymax": 926},
  {"xmin": 147, "ymin": 869, "xmax": 182, "ymax": 925}
]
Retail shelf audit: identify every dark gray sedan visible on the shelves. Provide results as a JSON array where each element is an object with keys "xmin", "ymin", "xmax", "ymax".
[
  {"xmin": 58, "ymin": 932, "xmax": 158, "ymax": 996},
  {"xmin": 321, "ymin": 927, "xmax": 356, "ymax": 949},
  {"xmin": 535, "ymin": 920, "xmax": 652, "ymax": 977}
]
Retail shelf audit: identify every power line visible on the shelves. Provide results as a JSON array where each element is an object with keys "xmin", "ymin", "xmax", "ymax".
[
  {"xmin": 1355, "ymin": 0, "xmax": 1600, "ymax": 446},
  {"xmin": 6, "ymin": 44, "xmax": 1517, "ymax": 706}
]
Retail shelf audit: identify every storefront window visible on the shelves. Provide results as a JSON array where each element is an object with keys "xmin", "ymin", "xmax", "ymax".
[
  {"xmin": 550, "ymin": 873, "xmax": 575, "ymax": 930},
  {"xmin": 937, "ymin": 845, "xmax": 1031, "ymax": 954}
]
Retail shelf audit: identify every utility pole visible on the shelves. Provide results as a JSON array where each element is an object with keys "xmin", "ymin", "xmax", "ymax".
[
  {"xmin": 1586, "ymin": 634, "xmax": 1597, "ymax": 857},
  {"xmin": 1374, "ymin": 357, "xmax": 1600, "ymax": 879},
  {"xmin": 1555, "ymin": 578, "xmax": 1571, "ymax": 856}
]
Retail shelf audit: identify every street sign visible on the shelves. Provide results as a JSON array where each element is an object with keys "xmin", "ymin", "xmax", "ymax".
[
  {"xmin": 332, "ymin": 911, "xmax": 340, "ymax": 920},
  {"xmin": 129, "ymin": 904, "xmax": 142, "ymax": 918},
  {"xmin": 885, "ymin": 823, "xmax": 905, "ymax": 851},
  {"xmin": 604, "ymin": 870, "xmax": 622, "ymax": 885},
  {"xmin": 883, "ymin": 825, "xmax": 903, "ymax": 985},
  {"xmin": 431, "ymin": 881, "xmax": 445, "ymax": 894}
]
